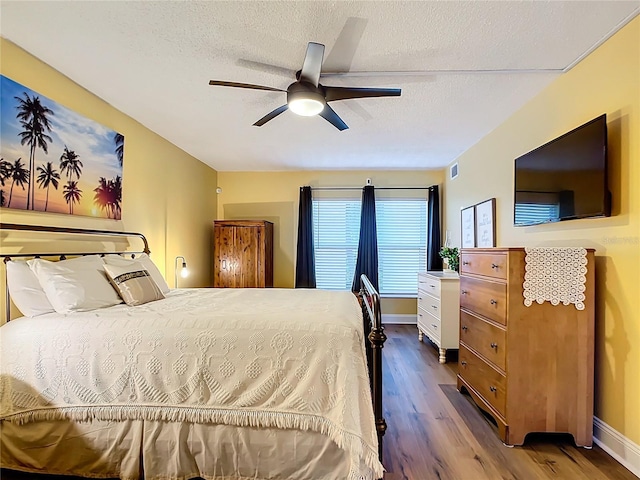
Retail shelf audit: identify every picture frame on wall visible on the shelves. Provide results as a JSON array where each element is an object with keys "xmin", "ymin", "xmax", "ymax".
[
  {"xmin": 461, "ymin": 205, "xmax": 476, "ymax": 248},
  {"xmin": 0, "ymin": 75, "xmax": 124, "ymax": 219},
  {"xmin": 475, "ymin": 198, "xmax": 496, "ymax": 248}
]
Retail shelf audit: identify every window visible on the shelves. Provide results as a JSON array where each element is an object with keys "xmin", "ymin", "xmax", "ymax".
[
  {"xmin": 313, "ymin": 199, "xmax": 361, "ymax": 290},
  {"xmin": 376, "ymin": 200, "xmax": 427, "ymax": 295},
  {"xmin": 312, "ymin": 197, "xmax": 427, "ymax": 295}
]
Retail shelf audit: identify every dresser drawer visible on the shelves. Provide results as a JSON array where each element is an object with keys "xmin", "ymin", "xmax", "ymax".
[
  {"xmin": 418, "ymin": 293, "xmax": 441, "ymax": 319},
  {"xmin": 459, "ymin": 345, "xmax": 506, "ymax": 417},
  {"xmin": 460, "ymin": 252, "xmax": 507, "ymax": 280},
  {"xmin": 460, "ymin": 311, "xmax": 506, "ymax": 371},
  {"xmin": 418, "ymin": 309, "xmax": 441, "ymax": 342},
  {"xmin": 460, "ymin": 276, "xmax": 507, "ymax": 325},
  {"xmin": 418, "ymin": 274, "xmax": 441, "ymax": 299}
]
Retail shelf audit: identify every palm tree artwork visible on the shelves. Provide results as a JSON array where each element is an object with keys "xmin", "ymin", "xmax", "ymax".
[
  {"xmin": 63, "ymin": 180, "xmax": 82, "ymax": 215},
  {"xmin": 0, "ymin": 158, "xmax": 11, "ymax": 187},
  {"xmin": 93, "ymin": 176, "xmax": 122, "ymax": 220},
  {"xmin": 1, "ymin": 75, "xmax": 124, "ymax": 218},
  {"xmin": 15, "ymin": 92, "xmax": 54, "ymax": 210},
  {"xmin": 59, "ymin": 146, "xmax": 83, "ymax": 180},
  {"xmin": 7, "ymin": 158, "xmax": 29, "ymax": 208},
  {"xmin": 36, "ymin": 161, "xmax": 61, "ymax": 211},
  {"xmin": 0, "ymin": 158, "xmax": 11, "ymax": 207},
  {"xmin": 114, "ymin": 133, "xmax": 124, "ymax": 167}
]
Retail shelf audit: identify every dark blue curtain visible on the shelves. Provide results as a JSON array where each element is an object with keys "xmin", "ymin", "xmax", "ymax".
[
  {"xmin": 352, "ymin": 185, "xmax": 379, "ymax": 292},
  {"xmin": 295, "ymin": 186, "xmax": 316, "ymax": 288},
  {"xmin": 427, "ymin": 185, "xmax": 443, "ymax": 271}
]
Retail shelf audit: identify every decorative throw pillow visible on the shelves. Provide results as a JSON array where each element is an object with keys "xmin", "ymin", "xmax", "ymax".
[
  {"xmin": 6, "ymin": 260, "xmax": 56, "ymax": 317},
  {"xmin": 103, "ymin": 262, "xmax": 165, "ymax": 306},
  {"xmin": 103, "ymin": 253, "xmax": 170, "ymax": 294},
  {"xmin": 28, "ymin": 255, "xmax": 123, "ymax": 314}
]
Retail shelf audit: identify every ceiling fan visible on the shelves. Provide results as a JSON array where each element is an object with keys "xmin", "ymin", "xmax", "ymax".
[{"xmin": 209, "ymin": 42, "xmax": 401, "ymax": 131}]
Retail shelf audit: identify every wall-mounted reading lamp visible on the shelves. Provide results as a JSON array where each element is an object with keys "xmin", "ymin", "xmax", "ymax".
[{"xmin": 174, "ymin": 256, "xmax": 189, "ymax": 288}]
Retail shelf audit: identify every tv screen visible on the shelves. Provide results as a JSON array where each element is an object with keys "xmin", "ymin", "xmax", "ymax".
[{"xmin": 514, "ymin": 114, "xmax": 609, "ymax": 226}]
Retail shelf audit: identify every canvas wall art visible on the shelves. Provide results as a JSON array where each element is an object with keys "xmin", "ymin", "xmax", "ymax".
[
  {"xmin": 0, "ymin": 75, "xmax": 123, "ymax": 219},
  {"xmin": 475, "ymin": 198, "xmax": 496, "ymax": 248}
]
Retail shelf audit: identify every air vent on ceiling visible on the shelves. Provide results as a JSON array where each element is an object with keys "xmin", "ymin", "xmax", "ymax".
[{"xmin": 450, "ymin": 163, "xmax": 459, "ymax": 180}]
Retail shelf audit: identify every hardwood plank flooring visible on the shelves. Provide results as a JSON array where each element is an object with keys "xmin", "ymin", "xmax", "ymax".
[
  {"xmin": 1, "ymin": 324, "xmax": 636, "ymax": 480},
  {"xmin": 381, "ymin": 325, "xmax": 636, "ymax": 480}
]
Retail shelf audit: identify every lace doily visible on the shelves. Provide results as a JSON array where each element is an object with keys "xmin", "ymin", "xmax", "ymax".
[{"xmin": 523, "ymin": 247, "xmax": 588, "ymax": 310}]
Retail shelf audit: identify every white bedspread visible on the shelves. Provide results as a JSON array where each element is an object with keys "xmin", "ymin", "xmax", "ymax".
[{"xmin": 0, "ymin": 288, "xmax": 383, "ymax": 479}]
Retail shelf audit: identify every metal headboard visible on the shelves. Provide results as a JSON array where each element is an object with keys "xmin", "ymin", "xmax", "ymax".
[{"xmin": 0, "ymin": 223, "xmax": 151, "ymax": 322}]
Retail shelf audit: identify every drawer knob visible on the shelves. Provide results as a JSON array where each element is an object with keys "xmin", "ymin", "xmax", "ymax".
[
  {"xmin": 461, "ymin": 290, "xmax": 468, "ymax": 295},
  {"xmin": 462, "ymin": 261, "xmax": 470, "ymax": 265},
  {"xmin": 431, "ymin": 323, "xmax": 438, "ymax": 329},
  {"xmin": 460, "ymin": 361, "xmax": 467, "ymax": 366},
  {"xmin": 431, "ymin": 305, "xmax": 437, "ymax": 309},
  {"xmin": 418, "ymin": 297, "xmax": 423, "ymax": 300},
  {"xmin": 491, "ymin": 342, "xmax": 498, "ymax": 349},
  {"xmin": 490, "ymin": 386, "xmax": 497, "ymax": 393},
  {"xmin": 461, "ymin": 325, "xmax": 468, "ymax": 331},
  {"xmin": 491, "ymin": 263, "xmax": 499, "ymax": 269},
  {"xmin": 490, "ymin": 299, "xmax": 498, "ymax": 305},
  {"xmin": 429, "ymin": 285, "xmax": 435, "ymax": 288}
]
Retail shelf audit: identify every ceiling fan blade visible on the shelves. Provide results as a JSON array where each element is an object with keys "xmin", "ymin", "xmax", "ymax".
[
  {"xmin": 319, "ymin": 104, "xmax": 348, "ymax": 131},
  {"xmin": 253, "ymin": 105, "xmax": 289, "ymax": 127},
  {"xmin": 236, "ymin": 59, "xmax": 295, "ymax": 78},
  {"xmin": 209, "ymin": 80, "xmax": 285, "ymax": 92},
  {"xmin": 299, "ymin": 42, "xmax": 325, "ymax": 87},
  {"xmin": 322, "ymin": 17, "xmax": 368, "ymax": 73},
  {"xmin": 324, "ymin": 86, "xmax": 401, "ymax": 102}
]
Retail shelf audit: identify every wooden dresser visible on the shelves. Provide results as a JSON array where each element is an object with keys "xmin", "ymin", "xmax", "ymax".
[
  {"xmin": 213, "ymin": 220, "xmax": 273, "ymax": 288},
  {"xmin": 457, "ymin": 248, "xmax": 595, "ymax": 447},
  {"xmin": 417, "ymin": 272, "xmax": 460, "ymax": 364}
]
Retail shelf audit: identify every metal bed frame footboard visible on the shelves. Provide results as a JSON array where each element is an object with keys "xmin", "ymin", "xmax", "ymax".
[{"xmin": 359, "ymin": 273, "xmax": 387, "ymax": 464}]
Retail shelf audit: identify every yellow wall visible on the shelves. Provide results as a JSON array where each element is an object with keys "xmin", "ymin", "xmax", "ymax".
[
  {"xmin": 0, "ymin": 38, "xmax": 218, "ymax": 316},
  {"xmin": 217, "ymin": 170, "xmax": 444, "ymax": 315},
  {"xmin": 444, "ymin": 18, "xmax": 640, "ymax": 443}
]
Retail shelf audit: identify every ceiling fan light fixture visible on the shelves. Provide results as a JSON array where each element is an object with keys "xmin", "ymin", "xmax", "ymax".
[
  {"xmin": 287, "ymin": 84, "xmax": 325, "ymax": 116},
  {"xmin": 289, "ymin": 97, "xmax": 324, "ymax": 116}
]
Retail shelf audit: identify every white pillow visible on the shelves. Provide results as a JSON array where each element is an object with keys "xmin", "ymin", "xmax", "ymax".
[
  {"xmin": 6, "ymin": 261, "xmax": 56, "ymax": 317},
  {"xmin": 103, "ymin": 261, "xmax": 165, "ymax": 306},
  {"xmin": 103, "ymin": 253, "xmax": 170, "ymax": 294},
  {"xmin": 28, "ymin": 255, "xmax": 123, "ymax": 314}
]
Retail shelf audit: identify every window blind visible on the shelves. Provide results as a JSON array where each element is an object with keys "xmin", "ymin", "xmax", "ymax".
[
  {"xmin": 312, "ymin": 197, "xmax": 427, "ymax": 295},
  {"xmin": 376, "ymin": 200, "xmax": 427, "ymax": 295}
]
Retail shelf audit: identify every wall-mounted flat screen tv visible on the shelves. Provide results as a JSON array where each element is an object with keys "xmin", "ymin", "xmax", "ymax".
[{"xmin": 514, "ymin": 114, "xmax": 610, "ymax": 226}]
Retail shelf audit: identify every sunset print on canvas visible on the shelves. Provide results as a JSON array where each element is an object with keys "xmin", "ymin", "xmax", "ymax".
[{"xmin": 0, "ymin": 75, "xmax": 123, "ymax": 219}]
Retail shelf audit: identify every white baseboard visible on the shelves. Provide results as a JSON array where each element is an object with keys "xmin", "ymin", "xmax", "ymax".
[
  {"xmin": 593, "ymin": 416, "xmax": 640, "ymax": 478},
  {"xmin": 382, "ymin": 314, "xmax": 416, "ymax": 325}
]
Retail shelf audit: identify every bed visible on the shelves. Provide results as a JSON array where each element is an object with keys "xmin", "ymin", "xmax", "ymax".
[{"xmin": 0, "ymin": 223, "xmax": 386, "ymax": 480}]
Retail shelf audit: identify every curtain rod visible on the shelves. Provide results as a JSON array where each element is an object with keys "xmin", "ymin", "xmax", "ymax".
[{"xmin": 309, "ymin": 186, "xmax": 433, "ymax": 191}]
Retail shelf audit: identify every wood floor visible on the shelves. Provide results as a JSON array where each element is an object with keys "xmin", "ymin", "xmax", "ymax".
[
  {"xmin": 2, "ymin": 324, "xmax": 636, "ymax": 480},
  {"xmin": 381, "ymin": 324, "xmax": 636, "ymax": 480}
]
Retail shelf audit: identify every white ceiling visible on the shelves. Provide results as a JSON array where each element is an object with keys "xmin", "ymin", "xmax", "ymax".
[{"xmin": 1, "ymin": 1, "xmax": 638, "ymax": 172}]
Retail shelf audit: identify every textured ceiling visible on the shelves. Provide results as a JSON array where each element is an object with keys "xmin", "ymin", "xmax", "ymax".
[{"xmin": 1, "ymin": 1, "xmax": 638, "ymax": 171}]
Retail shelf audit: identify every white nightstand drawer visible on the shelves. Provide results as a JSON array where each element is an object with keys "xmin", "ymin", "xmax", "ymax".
[
  {"xmin": 418, "ymin": 294, "xmax": 441, "ymax": 319},
  {"xmin": 418, "ymin": 309, "xmax": 441, "ymax": 343},
  {"xmin": 418, "ymin": 274, "xmax": 441, "ymax": 298}
]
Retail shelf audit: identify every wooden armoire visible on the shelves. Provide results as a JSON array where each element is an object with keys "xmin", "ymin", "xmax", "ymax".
[{"xmin": 213, "ymin": 220, "xmax": 273, "ymax": 288}]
